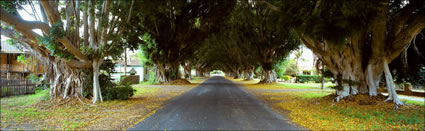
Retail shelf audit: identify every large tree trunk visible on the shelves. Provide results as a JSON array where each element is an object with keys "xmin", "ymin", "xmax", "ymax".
[
  {"xmin": 45, "ymin": 59, "xmax": 85, "ymax": 100},
  {"xmin": 301, "ymin": 33, "xmax": 405, "ymax": 104},
  {"xmin": 155, "ymin": 63, "xmax": 179, "ymax": 83},
  {"xmin": 243, "ymin": 68, "xmax": 254, "ymax": 81},
  {"xmin": 260, "ymin": 69, "xmax": 275, "ymax": 83},
  {"xmin": 272, "ymin": 70, "xmax": 278, "ymax": 82},
  {"xmin": 92, "ymin": 60, "xmax": 103, "ymax": 104},
  {"xmin": 196, "ymin": 68, "xmax": 202, "ymax": 77},
  {"xmin": 234, "ymin": 69, "xmax": 240, "ymax": 79},
  {"xmin": 183, "ymin": 62, "xmax": 192, "ymax": 80},
  {"xmin": 155, "ymin": 64, "xmax": 169, "ymax": 83}
]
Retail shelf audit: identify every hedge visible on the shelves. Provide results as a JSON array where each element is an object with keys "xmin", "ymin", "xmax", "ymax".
[{"xmin": 296, "ymin": 75, "xmax": 320, "ymax": 83}]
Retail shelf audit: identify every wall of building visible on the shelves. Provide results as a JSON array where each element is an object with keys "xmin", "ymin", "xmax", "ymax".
[{"xmin": 112, "ymin": 65, "xmax": 145, "ymax": 83}]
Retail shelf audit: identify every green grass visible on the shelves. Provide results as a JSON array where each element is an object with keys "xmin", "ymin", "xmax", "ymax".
[
  {"xmin": 1, "ymin": 89, "xmax": 49, "ymax": 107},
  {"xmin": 402, "ymin": 100, "xmax": 425, "ymax": 106},
  {"xmin": 133, "ymin": 87, "xmax": 159, "ymax": 96},
  {"xmin": 138, "ymin": 81, "xmax": 155, "ymax": 85},
  {"xmin": 281, "ymin": 82, "xmax": 335, "ymax": 89},
  {"xmin": 299, "ymin": 92, "xmax": 332, "ymax": 99},
  {"xmin": 190, "ymin": 76, "xmax": 204, "ymax": 81},
  {"xmin": 327, "ymin": 106, "xmax": 424, "ymax": 127},
  {"xmin": 1, "ymin": 89, "xmax": 50, "ymax": 128}
]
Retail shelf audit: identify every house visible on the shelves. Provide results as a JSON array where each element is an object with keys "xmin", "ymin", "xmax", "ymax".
[
  {"xmin": 111, "ymin": 50, "xmax": 146, "ymax": 82},
  {"xmin": 1, "ymin": 41, "xmax": 44, "ymax": 80}
]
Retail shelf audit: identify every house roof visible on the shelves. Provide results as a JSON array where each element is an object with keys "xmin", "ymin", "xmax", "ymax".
[
  {"xmin": 116, "ymin": 58, "xmax": 141, "ymax": 66},
  {"xmin": 1, "ymin": 40, "xmax": 27, "ymax": 54}
]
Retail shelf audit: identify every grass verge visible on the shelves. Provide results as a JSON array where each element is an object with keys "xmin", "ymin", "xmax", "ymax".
[
  {"xmin": 244, "ymin": 85, "xmax": 425, "ymax": 130},
  {"xmin": 1, "ymin": 86, "xmax": 195, "ymax": 130},
  {"xmin": 402, "ymin": 99, "xmax": 425, "ymax": 107},
  {"xmin": 281, "ymin": 83, "xmax": 335, "ymax": 89}
]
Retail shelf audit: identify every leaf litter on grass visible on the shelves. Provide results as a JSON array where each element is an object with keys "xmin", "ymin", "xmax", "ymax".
[
  {"xmin": 244, "ymin": 84, "xmax": 425, "ymax": 130},
  {"xmin": 1, "ymin": 86, "xmax": 196, "ymax": 130}
]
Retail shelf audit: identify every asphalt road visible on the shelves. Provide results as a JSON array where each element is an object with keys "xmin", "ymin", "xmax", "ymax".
[{"xmin": 129, "ymin": 76, "xmax": 299, "ymax": 130}]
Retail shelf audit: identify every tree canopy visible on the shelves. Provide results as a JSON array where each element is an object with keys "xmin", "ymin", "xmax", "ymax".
[{"xmin": 1, "ymin": 0, "xmax": 423, "ymax": 105}]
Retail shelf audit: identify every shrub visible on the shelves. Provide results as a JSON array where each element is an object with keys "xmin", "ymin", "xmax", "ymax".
[
  {"xmin": 26, "ymin": 73, "xmax": 40, "ymax": 83},
  {"xmin": 296, "ymin": 75, "xmax": 320, "ymax": 83},
  {"xmin": 282, "ymin": 75, "xmax": 292, "ymax": 81},
  {"xmin": 102, "ymin": 83, "xmax": 136, "ymax": 100}
]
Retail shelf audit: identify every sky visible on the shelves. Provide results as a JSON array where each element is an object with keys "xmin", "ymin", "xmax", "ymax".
[
  {"xmin": 289, "ymin": 46, "xmax": 315, "ymax": 71},
  {"xmin": 1, "ymin": 4, "xmax": 43, "ymax": 41}
]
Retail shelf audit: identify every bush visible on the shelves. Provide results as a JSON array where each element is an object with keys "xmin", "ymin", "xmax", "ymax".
[
  {"xmin": 102, "ymin": 83, "xmax": 136, "ymax": 100},
  {"xmin": 297, "ymin": 75, "xmax": 320, "ymax": 83},
  {"xmin": 282, "ymin": 75, "xmax": 292, "ymax": 81},
  {"xmin": 26, "ymin": 73, "xmax": 41, "ymax": 83}
]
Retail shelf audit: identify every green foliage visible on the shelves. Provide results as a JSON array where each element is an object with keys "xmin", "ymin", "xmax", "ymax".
[
  {"xmin": 26, "ymin": 73, "xmax": 40, "ymax": 83},
  {"xmin": 296, "ymin": 75, "xmax": 320, "ymax": 83},
  {"xmin": 80, "ymin": 44, "xmax": 106, "ymax": 60},
  {"xmin": 99, "ymin": 59, "xmax": 116, "ymax": 74},
  {"xmin": 0, "ymin": 0, "xmax": 27, "ymax": 15},
  {"xmin": 146, "ymin": 67, "xmax": 157, "ymax": 84},
  {"xmin": 278, "ymin": 0, "xmax": 380, "ymax": 46},
  {"xmin": 128, "ymin": 0, "xmax": 235, "ymax": 80},
  {"xmin": 136, "ymin": 48, "xmax": 151, "ymax": 67},
  {"xmin": 17, "ymin": 54, "xmax": 33, "ymax": 66},
  {"xmin": 83, "ymin": 59, "xmax": 135, "ymax": 100},
  {"xmin": 37, "ymin": 21, "xmax": 74, "ymax": 61},
  {"xmin": 274, "ymin": 59, "xmax": 289, "ymax": 78},
  {"xmin": 282, "ymin": 75, "xmax": 292, "ymax": 81},
  {"xmin": 102, "ymin": 83, "xmax": 135, "ymax": 100},
  {"xmin": 283, "ymin": 59, "xmax": 298, "ymax": 76}
]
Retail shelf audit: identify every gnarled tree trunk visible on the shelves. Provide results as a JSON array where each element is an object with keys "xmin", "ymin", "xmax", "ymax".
[{"xmin": 260, "ymin": 69, "xmax": 276, "ymax": 83}]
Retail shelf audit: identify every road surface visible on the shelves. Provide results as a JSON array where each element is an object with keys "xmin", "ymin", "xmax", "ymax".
[{"xmin": 129, "ymin": 76, "xmax": 299, "ymax": 130}]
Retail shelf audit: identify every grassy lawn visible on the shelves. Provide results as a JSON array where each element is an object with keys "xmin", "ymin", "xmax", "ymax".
[
  {"xmin": 281, "ymin": 82, "xmax": 335, "ymax": 89},
  {"xmin": 402, "ymin": 99, "xmax": 425, "ymax": 106},
  {"xmin": 245, "ymin": 84, "xmax": 425, "ymax": 130},
  {"xmin": 189, "ymin": 76, "xmax": 208, "ymax": 84},
  {"xmin": 225, "ymin": 77, "xmax": 335, "ymax": 89},
  {"xmin": 242, "ymin": 82, "xmax": 334, "ymax": 90},
  {"xmin": 1, "ymin": 86, "xmax": 194, "ymax": 130}
]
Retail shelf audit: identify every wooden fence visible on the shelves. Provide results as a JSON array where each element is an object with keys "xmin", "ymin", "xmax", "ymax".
[{"xmin": 0, "ymin": 79, "xmax": 36, "ymax": 97}]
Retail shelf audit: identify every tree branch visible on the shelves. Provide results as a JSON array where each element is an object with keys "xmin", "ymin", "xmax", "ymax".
[
  {"xmin": 256, "ymin": 0, "xmax": 280, "ymax": 12},
  {"xmin": 3, "ymin": 27, "xmax": 89, "ymax": 68},
  {"xmin": 40, "ymin": 1, "xmax": 61, "ymax": 24},
  {"xmin": 388, "ymin": 0, "xmax": 422, "ymax": 39},
  {"xmin": 1, "ymin": 7, "xmax": 89, "ymax": 65},
  {"xmin": 0, "ymin": 8, "xmax": 50, "ymax": 33},
  {"xmin": 57, "ymin": 38, "xmax": 90, "ymax": 61},
  {"xmin": 102, "ymin": 0, "xmax": 111, "ymax": 45},
  {"xmin": 388, "ymin": 10, "xmax": 425, "ymax": 61},
  {"xmin": 89, "ymin": 0, "xmax": 96, "ymax": 47}
]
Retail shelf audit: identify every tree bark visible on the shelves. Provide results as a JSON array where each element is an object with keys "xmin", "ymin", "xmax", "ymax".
[
  {"xmin": 383, "ymin": 59, "xmax": 403, "ymax": 105},
  {"xmin": 260, "ymin": 69, "xmax": 275, "ymax": 83},
  {"xmin": 183, "ymin": 62, "xmax": 192, "ymax": 80},
  {"xmin": 92, "ymin": 60, "xmax": 103, "ymax": 104}
]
